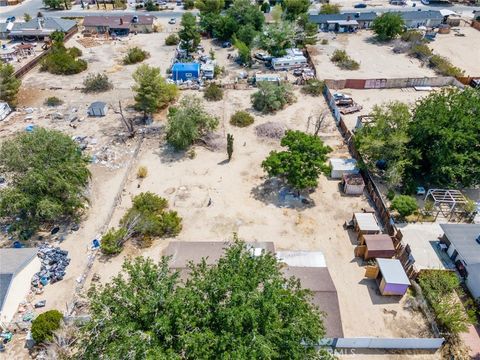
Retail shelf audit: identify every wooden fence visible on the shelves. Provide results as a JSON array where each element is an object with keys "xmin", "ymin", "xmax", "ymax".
[{"xmin": 325, "ymin": 76, "xmax": 463, "ymax": 90}]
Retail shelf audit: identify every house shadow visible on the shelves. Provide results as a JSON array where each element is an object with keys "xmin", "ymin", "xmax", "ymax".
[
  {"xmin": 250, "ymin": 178, "xmax": 315, "ymax": 210},
  {"xmin": 359, "ymin": 278, "xmax": 404, "ymax": 305}
]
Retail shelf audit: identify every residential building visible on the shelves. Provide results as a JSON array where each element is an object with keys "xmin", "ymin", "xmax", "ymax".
[
  {"xmin": 1, "ymin": 17, "xmax": 77, "ymax": 41},
  {"xmin": 396, "ymin": 10, "xmax": 444, "ymax": 28},
  {"xmin": 440, "ymin": 224, "xmax": 480, "ymax": 299},
  {"xmin": 83, "ymin": 15, "xmax": 155, "ymax": 35},
  {"xmin": 308, "ymin": 12, "xmax": 378, "ymax": 31},
  {"xmin": 0, "ymin": 248, "xmax": 40, "ymax": 327}
]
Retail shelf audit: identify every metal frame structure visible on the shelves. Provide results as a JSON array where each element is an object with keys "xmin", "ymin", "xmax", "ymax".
[{"xmin": 424, "ymin": 189, "xmax": 468, "ymax": 220}]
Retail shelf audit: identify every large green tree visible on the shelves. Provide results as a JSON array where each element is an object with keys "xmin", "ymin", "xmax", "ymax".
[
  {"xmin": 371, "ymin": 12, "xmax": 405, "ymax": 41},
  {"xmin": 262, "ymin": 130, "xmax": 331, "ymax": 191},
  {"xmin": 251, "ymin": 81, "xmax": 296, "ymax": 113},
  {"xmin": 0, "ymin": 128, "xmax": 90, "ymax": 237},
  {"xmin": 166, "ymin": 95, "xmax": 218, "ymax": 150},
  {"xmin": 354, "ymin": 101, "xmax": 411, "ymax": 187},
  {"xmin": 406, "ymin": 88, "xmax": 480, "ymax": 187},
  {"xmin": 0, "ymin": 63, "xmax": 21, "ymax": 107},
  {"xmin": 132, "ymin": 64, "xmax": 178, "ymax": 119},
  {"xmin": 283, "ymin": 0, "xmax": 310, "ymax": 21},
  {"xmin": 43, "ymin": 0, "xmax": 63, "ymax": 9},
  {"xmin": 257, "ymin": 20, "xmax": 296, "ymax": 57},
  {"xmin": 77, "ymin": 239, "xmax": 326, "ymax": 359},
  {"xmin": 179, "ymin": 12, "xmax": 201, "ymax": 55}
]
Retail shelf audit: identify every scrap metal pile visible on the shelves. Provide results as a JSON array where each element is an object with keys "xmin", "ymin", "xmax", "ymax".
[{"xmin": 31, "ymin": 245, "xmax": 70, "ymax": 288}]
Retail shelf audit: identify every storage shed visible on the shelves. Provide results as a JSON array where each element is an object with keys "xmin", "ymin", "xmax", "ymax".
[
  {"xmin": 330, "ymin": 158, "xmax": 359, "ymax": 179},
  {"xmin": 362, "ymin": 234, "xmax": 395, "ymax": 260},
  {"xmin": 376, "ymin": 258, "xmax": 410, "ymax": 296},
  {"xmin": 171, "ymin": 63, "xmax": 200, "ymax": 82},
  {"xmin": 87, "ymin": 101, "xmax": 108, "ymax": 117},
  {"xmin": 0, "ymin": 102, "xmax": 12, "ymax": 121},
  {"xmin": 342, "ymin": 173, "xmax": 364, "ymax": 195},
  {"xmin": 353, "ymin": 212, "xmax": 381, "ymax": 236}
]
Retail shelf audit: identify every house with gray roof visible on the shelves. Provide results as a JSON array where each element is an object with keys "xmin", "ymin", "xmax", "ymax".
[
  {"xmin": 1, "ymin": 17, "xmax": 77, "ymax": 40},
  {"xmin": 440, "ymin": 224, "xmax": 480, "ymax": 299},
  {"xmin": 0, "ymin": 248, "xmax": 40, "ymax": 327},
  {"xmin": 309, "ymin": 12, "xmax": 378, "ymax": 31},
  {"xmin": 83, "ymin": 15, "xmax": 155, "ymax": 35},
  {"xmin": 395, "ymin": 10, "xmax": 444, "ymax": 28}
]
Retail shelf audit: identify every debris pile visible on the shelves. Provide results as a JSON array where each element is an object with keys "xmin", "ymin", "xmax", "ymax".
[
  {"xmin": 198, "ymin": 132, "xmax": 225, "ymax": 151},
  {"xmin": 31, "ymin": 245, "xmax": 70, "ymax": 288},
  {"xmin": 255, "ymin": 122, "xmax": 287, "ymax": 140}
]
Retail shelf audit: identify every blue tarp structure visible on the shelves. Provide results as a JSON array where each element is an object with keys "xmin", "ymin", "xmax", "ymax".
[{"xmin": 171, "ymin": 63, "xmax": 200, "ymax": 81}]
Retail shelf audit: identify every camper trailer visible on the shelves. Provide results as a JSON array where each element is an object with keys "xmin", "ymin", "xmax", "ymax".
[{"xmin": 271, "ymin": 55, "xmax": 307, "ymax": 71}]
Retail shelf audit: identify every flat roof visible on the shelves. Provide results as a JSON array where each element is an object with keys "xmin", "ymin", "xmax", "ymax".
[
  {"xmin": 276, "ymin": 251, "xmax": 326, "ymax": 267},
  {"xmin": 172, "ymin": 63, "xmax": 200, "ymax": 72},
  {"xmin": 354, "ymin": 213, "xmax": 381, "ymax": 232},
  {"xmin": 441, "ymin": 224, "xmax": 480, "ymax": 265},
  {"xmin": 330, "ymin": 158, "xmax": 358, "ymax": 171},
  {"xmin": 364, "ymin": 234, "xmax": 394, "ymax": 252},
  {"xmin": 328, "ymin": 20, "xmax": 359, "ymax": 26},
  {"xmin": 0, "ymin": 248, "xmax": 38, "ymax": 275},
  {"xmin": 83, "ymin": 15, "xmax": 154, "ymax": 27},
  {"xmin": 377, "ymin": 258, "xmax": 410, "ymax": 285}
]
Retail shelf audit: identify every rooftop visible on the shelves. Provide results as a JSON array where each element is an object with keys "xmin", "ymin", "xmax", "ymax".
[
  {"xmin": 309, "ymin": 11, "xmax": 377, "ymax": 24},
  {"xmin": 377, "ymin": 258, "xmax": 410, "ymax": 285},
  {"xmin": 364, "ymin": 234, "xmax": 395, "ymax": 252},
  {"xmin": 83, "ymin": 15, "xmax": 155, "ymax": 27},
  {"xmin": 441, "ymin": 223, "xmax": 480, "ymax": 265},
  {"xmin": 395, "ymin": 10, "xmax": 443, "ymax": 21},
  {"xmin": 354, "ymin": 212, "xmax": 381, "ymax": 232}
]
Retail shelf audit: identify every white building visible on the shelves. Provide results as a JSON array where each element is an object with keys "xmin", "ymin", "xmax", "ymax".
[
  {"xmin": 0, "ymin": 102, "xmax": 11, "ymax": 121},
  {"xmin": 0, "ymin": 248, "xmax": 40, "ymax": 328}
]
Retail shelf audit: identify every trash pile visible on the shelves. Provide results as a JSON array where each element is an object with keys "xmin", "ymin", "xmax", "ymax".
[
  {"xmin": 31, "ymin": 245, "xmax": 70, "ymax": 288},
  {"xmin": 255, "ymin": 122, "xmax": 287, "ymax": 140}
]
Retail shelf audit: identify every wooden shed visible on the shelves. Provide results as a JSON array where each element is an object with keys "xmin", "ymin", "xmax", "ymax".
[
  {"xmin": 353, "ymin": 212, "xmax": 381, "ymax": 238},
  {"xmin": 360, "ymin": 234, "xmax": 395, "ymax": 260},
  {"xmin": 376, "ymin": 258, "xmax": 410, "ymax": 296},
  {"xmin": 342, "ymin": 173, "xmax": 365, "ymax": 195}
]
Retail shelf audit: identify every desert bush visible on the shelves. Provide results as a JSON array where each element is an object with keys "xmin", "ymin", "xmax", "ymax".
[
  {"xmin": 41, "ymin": 45, "xmax": 87, "ymax": 75},
  {"xmin": 429, "ymin": 55, "xmax": 464, "ymax": 77},
  {"xmin": 390, "ymin": 195, "xmax": 418, "ymax": 217},
  {"xmin": 330, "ymin": 50, "xmax": 359, "ymax": 70},
  {"xmin": 145, "ymin": 0, "xmax": 158, "ymax": 10},
  {"xmin": 386, "ymin": 189, "xmax": 396, "ymax": 201},
  {"xmin": 409, "ymin": 44, "xmax": 432, "ymax": 60},
  {"xmin": 214, "ymin": 65, "xmax": 224, "ymax": 79},
  {"xmin": 83, "ymin": 73, "xmax": 113, "ymax": 93},
  {"xmin": 320, "ymin": 3, "xmax": 340, "ymax": 14},
  {"xmin": 204, "ymin": 83, "xmax": 223, "ymax": 101},
  {"xmin": 230, "ymin": 111, "xmax": 254, "ymax": 127},
  {"xmin": 44, "ymin": 96, "xmax": 63, "ymax": 107},
  {"xmin": 100, "ymin": 228, "xmax": 127, "ymax": 255},
  {"xmin": 137, "ymin": 165, "xmax": 148, "ymax": 178},
  {"xmin": 165, "ymin": 34, "xmax": 180, "ymax": 46},
  {"xmin": 123, "ymin": 47, "xmax": 150, "ymax": 65},
  {"xmin": 301, "ymin": 79, "xmax": 324, "ymax": 96},
  {"xmin": 251, "ymin": 81, "xmax": 296, "ymax": 114},
  {"xmin": 321, "ymin": 39, "xmax": 328, "ymax": 45},
  {"xmin": 31, "ymin": 310, "xmax": 63, "ymax": 343},
  {"xmin": 401, "ymin": 30, "xmax": 423, "ymax": 43}
]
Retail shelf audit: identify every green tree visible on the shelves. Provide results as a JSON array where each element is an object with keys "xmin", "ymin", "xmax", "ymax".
[
  {"xmin": 179, "ymin": 12, "xmax": 201, "ymax": 55},
  {"xmin": 31, "ymin": 310, "xmax": 63, "ymax": 343},
  {"xmin": 390, "ymin": 195, "xmax": 418, "ymax": 217},
  {"xmin": 43, "ymin": 0, "xmax": 63, "ymax": 9},
  {"xmin": 184, "ymin": 0, "xmax": 195, "ymax": 9},
  {"xmin": 262, "ymin": 130, "xmax": 332, "ymax": 191},
  {"xmin": 227, "ymin": 133, "xmax": 233, "ymax": 161},
  {"xmin": 0, "ymin": 128, "xmax": 90, "ymax": 237},
  {"xmin": 260, "ymin": 1, "xmax": 270, "ymax": 13},
  {"xmin": 372, "ymin": 12, "xmax": 405, "ymax": 41},
  {"xmin": 271, "ymin": 4, "xmax": 283, "ymax": 22},
  {"xmin": 0, "ymin": 63, "xmax": 21, "ymax": 107},
  {"xmin": 166, "ymin": 95, "xmax": 219, "ymax": 150},
  {"xmin": 228, "ymin": 0, "xmax": 264, "ymax": 31},
  {"xmin": 406, "ymin": 88, "xmax": 480, "ymax": 187},
  {"xmin": 132, "ymin": 64, "xmax": 178, "ymax": 119},
  {"xmin": 354, "ymin": 101, "xmax": 411, "ymax": 187},
  {"xmin": 123, "ymin": 47, "xmax": 150, "ymax": 65},
  {"xmin": 235, "ymin": 24, "xmax": 257, "ymax": 47},
  {"xmin": 234, "ymin": 39, "xmax": 252, "ymax": 66},
  {"xmin": 82, "ymin": 73, "xmax": 113, "ymax": 93},
  {"xmin": 319, "ymin": 3, "xmax": 340, "ymax": 14},
  {"xmin": 40, "ymin": 40, "xmax": 87, "ymax": 75},
  {"xmin": 77, "ymin": 239, "xmax": 326, "ymax": 359},
  {"xmin": 257, "ymin": 20, "xmax": 296, "ymax": 57},
  {"xmin": 283, "ymin": 0, "xmax": 310, "ymax": 20},
  {"xmin": 195, "ymin": 0, "xmax": 224, "ymax": 13},
  {"xmin": 251, "ymin": 81, "xmax": 296, "ymax": 113}
]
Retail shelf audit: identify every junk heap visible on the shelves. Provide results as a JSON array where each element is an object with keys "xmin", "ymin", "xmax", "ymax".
[{"xmin": 31, "ymin": 245, "xmax": 71, "ymax": 288}]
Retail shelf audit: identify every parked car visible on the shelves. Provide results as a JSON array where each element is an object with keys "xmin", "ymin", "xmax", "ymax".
[
  {"xmin": 222, "ymin": 41, "xmax": 232, "ymax": 48},
  {"xmin": 176, "ymin": 0, "xmax": 182, "ymax": 5},
  {"xmin": 293, "ymin": 69, "xmax": 303, "ymax": 76},
  {"xmin": 254, "ymin": 52, "xmax": 272, "ymax": 62},
  {"xmin": 6, "ymin": 16, "xmax": 15, "ymax": 23},
  {"xmin": 353, "ymin": 3, "xmax": 367, "ymax": 8},
  {"xmin": 471, "ymin": 79, "xmax": 480, "ymax": 89},
  {"xmin": 169, "ymin": 18, "xmax": 176, "ymax": 24}
]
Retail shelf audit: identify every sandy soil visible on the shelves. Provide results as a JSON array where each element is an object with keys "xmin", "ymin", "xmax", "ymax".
[
  {"xmin": 312, "ymin": 31, "xmax": 436, "ymax": 80},
  {"xmin": 429, "ymin": 26, "xmax": 480, "ymax": 77},
  {"xmin": 337, "ymin": 87, "xmax": 433, "ymax": 130}
]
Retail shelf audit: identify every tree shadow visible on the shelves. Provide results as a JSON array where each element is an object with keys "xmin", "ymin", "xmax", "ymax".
[
  {"xmin": 156, "ymin": 144, "xmax": 188, "ymax": 164},
  {"xmin": 250, "ymin": 178, "xmax": 315, "ymax": 210}
]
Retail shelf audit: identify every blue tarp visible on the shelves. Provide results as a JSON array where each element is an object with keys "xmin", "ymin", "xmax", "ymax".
[{"xmin": 171, "ymin": 63, "xmax": 200, "ymax": 81}]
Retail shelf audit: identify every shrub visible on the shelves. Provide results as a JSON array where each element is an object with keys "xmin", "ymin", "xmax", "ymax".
[
  {"xmin": 251, "ymin": 81, "xmax": 296, "ymax": 114},
  {"xmin": 159, "ymin": 210, "xmax": 183, "ymax": 236},
  {"xmin": 123, "ymin": 47, "xmax": 150, "ymax": 65},
  {"xmin": 145, "ymin": 0, "xmax": 158, "ymax": 10},
  {"xmin": 321, "ymin": 39, "xmax": 328, "ymax": 45},
  {"xmin": 386, "ymin": 189, "xmax": 395, "ymax": 201},
  {"xmin": 83, "ymin": 73, "xmax": 113, "ymax": 93},
  {"xmin": 44, "ymin": 96, "xmax": 63, "ymax": 107},
  {"xmin": 401, "ymin": 30, "xmax": 423, "ymax": 43},
  {"xmin": 409, "ymin": 44, "xmax": 432, "ymax": 60},
  {"xmin": 165, "ymin": 34, "xmax": 180, "ymax": 46},
  {"xmin": 429, "ymin": 55, "xmax": 464, "ymax": 77},
  {"xmin": 330, "ymin": 50, "xmax": 359, "ymax": 70},
  {"xmin": 137, "ymin": 165, "xmax": 148, "ymax": 178},
  {"xmin": 230, "ymin": 111, "xmax": 254, "ymax": 127},
  {"xmin": 40, "ymin": 44, "xmax": 87, "ymax": 75},
  {"xmin": 31, "ymin": 310, "xmax": 63, "ymax": 343},
  {"xmin": 204, "ymin": 83, "xmax": 223, "ymax": 101},
  {"xmin": 184, "ymin": 0, "xmax": 195, "ymax": 9},
  {"xmin": 100, "ymin": 228, "xmax": 127, "ymax": 255},
  {"xmin": 320, "ymin": 3, "xmax": 340, "ymax": 14},
  {"xmin": 214, "ymin": 65, "xmax": 224, "ymax": 79},
  {"xmin": 301, "ymin": 79, "xmax": 324, "ymax": 96},
  {"xmin": 391, "ymin": 195, "xmax": 418, "ymax": 217}
]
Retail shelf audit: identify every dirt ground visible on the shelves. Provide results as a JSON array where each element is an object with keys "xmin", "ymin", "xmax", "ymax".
[
  {"xmin": 312, "ymin": 31, "xmax": 437, "ymax": 80},
  {"xmin": 337, "ymin": 87, "xmax": 434, "ymax": 130},
  {"xmin": 429, "ymin": 26, "xmax": 480, "ymax": 77},
  {"xmin": 2, "ymin": 29, "xmax": 441, "ymax": 359}
]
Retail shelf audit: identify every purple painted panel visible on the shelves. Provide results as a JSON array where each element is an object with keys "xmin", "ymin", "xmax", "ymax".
[{"xmin": 384, "ymin": 282, "xmax": 408, "ymax": 295}]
